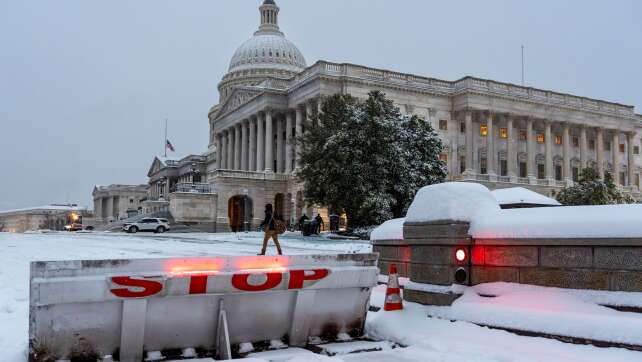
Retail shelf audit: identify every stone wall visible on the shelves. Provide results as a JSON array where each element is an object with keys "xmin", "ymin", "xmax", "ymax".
[
  {"xmin": 169, "ymin": 193, "xmax": 218, "ymax": 232},
  {"xmin": 372, "ymin": 239, "xmax": 411, "ymax": 278},
  {"xmin": 395, "ymin": 220, "xmax": 642, "ymax": 306}
]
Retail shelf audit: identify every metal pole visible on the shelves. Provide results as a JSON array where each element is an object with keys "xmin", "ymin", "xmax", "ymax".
[
  {"xmin": 164, "ymin": 119, "xmax": 168, "ymax": 157},
  {"xmin": 521, "ymin": 45, "xmax": 525, "ymax": 86}
]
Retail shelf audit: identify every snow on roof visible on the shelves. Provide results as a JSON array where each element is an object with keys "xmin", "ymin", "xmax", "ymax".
[
  {"xmin": 0, "ymin": 204, "xmax": 87, "ymax": 215},
  {"xmin": 405, "ymin": 182, "xmax": 501, "ymax": 223},
  {"xmin": 370, "ymin": 218, "xmax": 405, "ymax": 241},
  {"xmin": 471, "ymin": 203, "xmax": 642, "ymax": 239},
  {"xmin": 492, "ymin": 187, "xmax": 561, "ymax": 206}
]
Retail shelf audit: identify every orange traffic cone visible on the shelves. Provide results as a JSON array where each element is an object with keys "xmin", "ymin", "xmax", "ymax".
[{"xmin": 384, "ymin": 263, "xmax": 403, "ymax": 311}]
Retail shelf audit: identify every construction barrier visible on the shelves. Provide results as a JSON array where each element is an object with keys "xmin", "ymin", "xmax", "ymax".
[{"xmin": 29, "ymin": 253, "xmax": 379, "ymax": 362}]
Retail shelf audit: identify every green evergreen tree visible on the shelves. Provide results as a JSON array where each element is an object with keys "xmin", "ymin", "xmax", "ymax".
[
  {"xmin": 556, "ymin": 168, "xmax": 635, "ymax": 205},
  {"xmin": 297, "ymin": 91, "xmax": 446, "ymax": 227}
]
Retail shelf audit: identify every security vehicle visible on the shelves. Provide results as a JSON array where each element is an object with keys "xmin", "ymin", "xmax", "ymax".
[{"xmin": 122, "ymin": 218, "xmax": 170, "ymax": 233}]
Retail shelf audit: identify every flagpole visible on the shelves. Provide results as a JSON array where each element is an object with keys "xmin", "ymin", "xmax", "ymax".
[
  {"xmin": 164, "ymin": 119, "xmax": 168, "ymax": 157},
  {"xmin": 521, "ymin": 45, "xmax": 525, "ymax": 86}
]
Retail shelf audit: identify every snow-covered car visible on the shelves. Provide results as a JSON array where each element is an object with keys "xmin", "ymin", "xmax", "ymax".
[{"xmin": 122, "ymin": 218, "xmax": 170, "ymax": 233}]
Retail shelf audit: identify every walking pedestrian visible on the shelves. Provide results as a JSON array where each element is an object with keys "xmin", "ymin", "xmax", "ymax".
[
  {"xmin": 314, "ymin": 214, "xmax": 324, "ymax": 234},
  {"xmin": 259, "ymin": 203, "xmax": 283, "ymax": 255}
]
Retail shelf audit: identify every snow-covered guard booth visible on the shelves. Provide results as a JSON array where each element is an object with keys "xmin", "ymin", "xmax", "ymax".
[
  {"xmin": 29, "ymin": 253, "xmax": 378, "ymax": 362},
  {"xmin": 372, "ymin": 183, "xmax": 642, "ymax": 306}
]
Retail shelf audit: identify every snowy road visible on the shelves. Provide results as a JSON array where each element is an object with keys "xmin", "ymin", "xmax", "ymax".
[{"xmin": 1, "ymin": 231, "xmax": 641, "ymax": 362}]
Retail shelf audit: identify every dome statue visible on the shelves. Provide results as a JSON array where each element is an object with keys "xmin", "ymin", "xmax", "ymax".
[{"xmin": 218, "ymin": 0, "xmax": 307, "ymax": 102}]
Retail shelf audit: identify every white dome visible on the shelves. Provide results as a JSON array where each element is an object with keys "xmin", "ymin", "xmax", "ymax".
[{"xmin": 228, "ymin": 33, "xmax": 307, "ymax": 74}]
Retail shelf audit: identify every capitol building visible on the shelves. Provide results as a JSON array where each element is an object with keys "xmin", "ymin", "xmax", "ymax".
[{"xmin": 137, "ymin": 0, "xmax": 642, "ymax": 232}]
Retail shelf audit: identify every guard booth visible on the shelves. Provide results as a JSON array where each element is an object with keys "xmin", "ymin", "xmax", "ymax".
[{"xmin": 29, "ymin": 253, "xmax": 379, "ymax": 362}]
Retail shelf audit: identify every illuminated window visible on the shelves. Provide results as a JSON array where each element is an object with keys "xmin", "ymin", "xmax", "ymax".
[
  {"xmin": 536, "ymin": 134, "xmax": 545, "ymax": 143},
  {"xmin": 619, "ymin": 143, "xmax": 625, "ymax": 153},
  {"xmin": 500, "ymin": 128, "xmax": 508, "ymax": 139},
  {"xmin": 572, "ymin": 137, "xmax": 579, "ymax": 147},
  {"xmin": 439, "ymin": 153, "xmax": 448, "ymax": 162},
  {"xmin": 519, "ymin": 130, "xmax": 527, "ymax": 141},
  {"xmin": 480, "ymin": 125, "xmax": 488, "ymax": 137},
  {"xmin": 555, "ymin": 135, "xmax": 562, "ymax": 145},
  {"xmin": 439, "ymin": 120, "xmax": 448, "ymax": 131}
]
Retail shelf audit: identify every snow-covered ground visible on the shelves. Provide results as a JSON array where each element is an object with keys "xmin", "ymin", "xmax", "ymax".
[{"xmin": 2, "ymin": 231, "xmax": 642, "ymax": 361}]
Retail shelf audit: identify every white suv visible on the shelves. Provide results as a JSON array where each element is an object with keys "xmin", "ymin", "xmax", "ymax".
[{"xmin": 122, "ymin": 218, "xmax": 170, "ymax": 234}]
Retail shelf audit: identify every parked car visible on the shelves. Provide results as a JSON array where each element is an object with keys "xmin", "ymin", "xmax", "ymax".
[{"xmin": 122, "ymin": 218, "xmax": 170, "ymax": 233}]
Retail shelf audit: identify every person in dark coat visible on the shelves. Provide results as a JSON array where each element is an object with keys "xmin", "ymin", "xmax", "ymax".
[
  {"xmin": 298, "ymin": 213, "xmax": 309, "ymax": 230},
  {"xmin": 314, "ymin": 214, "xmax": 324, "ymax": 234},
  {"xmin": 259, "ymin": 203, "xmax": 283, "ymax": 255}
]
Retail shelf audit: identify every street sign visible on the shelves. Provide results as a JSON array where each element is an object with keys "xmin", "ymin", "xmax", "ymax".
[{"xmin": 29, "ymin": 253, "xmax": 379, "ymax": 362}]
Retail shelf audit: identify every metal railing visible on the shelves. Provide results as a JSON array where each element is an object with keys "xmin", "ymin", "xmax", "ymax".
[
  {"xmin": 210, "ymin": 169, "xmax": 291, "ymax": 181},
  {"xmin": 172, "ymin": 182, "xmax": 213, "ymax": 194}
]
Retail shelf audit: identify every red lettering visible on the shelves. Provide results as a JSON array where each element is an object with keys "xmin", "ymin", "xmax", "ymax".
[
  {"xmin": 232, "ymin": 272, "xmax": 282, "ymax": 292},
  {"xmin": 188, "ymin": 275, "xmax": 209, "ymax": 294},
  {"xmin": 110, "ymin": 276, "xmax": 163, "ymax": 298},
  {"xmin": 288, "ymin": 269, "xmax": 329, "ymax": 289}
]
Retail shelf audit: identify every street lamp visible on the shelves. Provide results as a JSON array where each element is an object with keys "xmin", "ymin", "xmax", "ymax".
[{"xmin": 243, "ymin": 189, "xmax": 249, "ymax": 233}]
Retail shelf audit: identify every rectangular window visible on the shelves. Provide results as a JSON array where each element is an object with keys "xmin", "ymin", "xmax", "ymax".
[
  {"xmin": 635, "ymin": 146, "xmax": 640, "ymax": 155},
  {"xmin": 480, "ymin": 158, "xmax": 487, "ymax": 174},
  {"xmin": 537, "ymin": 134, "xmax": 545, "ymax": 143},
  {"xmin": 620, "ymin": 172, "xmax": 626, "ymax": 186},
  {"xmin": 589, "ymin": 140, "xmax": 595, "ymax": 150},
  {"xmin": 500, "ymin": 160, "xmax": 508, "ymax": 176},
  {"xmin": 572, "ymin": 167, "xmax": 579, "ymax": 182},
  {"xmin": 555, "ymin": 135, "xmax": 562, "ymax": 145},
  {"xmin": 519, "ymin": 130, "xmax": 527, "ymax": 141},
  {"xmin": 439, "ymin": 120, "xmax": 448, "ymax": 131},
  {"xmin": 555, "ymin": 165, "xmax": 562, "ymax": 181},
  {"xmin": 500, "ymin": 128, "xmax": 508, "ymax": 139},
  {"xmin": 572, "ymin": 137, "xmax": 579, "ymax": 147},
  {"xmin": 537, "ymin": 164, "xmax": 545, "ymax": 179},
  {"xmin": 460, "ymin": 156, "xmax": 466, "ymax": 174},
  {"xmin": 480, "ymin": 125, "xmax": 488, "ymax": 137},
  {"xmin": 619, "ymin": 143, "xmax": 626, "ymax": 153},
  {"xmin": 439, "ymin": 153, "xmax": 448, "ymax": 162},
  {"xmin": 519, "ymin": 162, "xmax": 527, "ymax": 178},
  {"xmin": 604, "ymin": 141, "xmax": 611, "ymax": 151},
  {"xmin": 460, "ymin": 122, "xmax": 466, "ymax": 133}
]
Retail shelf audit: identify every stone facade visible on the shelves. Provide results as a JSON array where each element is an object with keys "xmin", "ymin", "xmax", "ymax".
[
  {"xmin": 146, "ymin": 0, "xmax": 642, "ymax": 232},
  {"xmin": 93, "ymin": 184, "xmax": 148, "ymax": 223},
  {"xmin": 0, "ymin": 205, "xmax": 92, "ymax": 233}
]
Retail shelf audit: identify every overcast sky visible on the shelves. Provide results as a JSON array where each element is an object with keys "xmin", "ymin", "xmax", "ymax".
[{"xmin": 0, "ymin": 0, "xmax": 640, "ymax": 210}]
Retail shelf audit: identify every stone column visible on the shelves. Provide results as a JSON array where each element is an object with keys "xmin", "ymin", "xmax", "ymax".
[
  {"xmin": 234, "ymin": 124, "xmax": 241, "ymax": 170},
  {"xmin": 506, "ymin": 114, "xmax": 516, "ymax": 180},
  {"xmin": 215, "ymin": 133, "xmax": 222, "ymax": 170},
  {"xmin": 257, "ymin": 113, "xmax": 265, "ymax": 171},
  {"xmin": 486, "ymin": 113, "xmax": 496, "ymax": 177},
  {"xmin": 220, "ymin": 131, "xmax": 227, "ymax": 169},
  {"xmin": 227, "ymin": 129, "xmax": 234, "ymax": 170},
  {"xmin": 628, "ymin": 132, "xmax": 636, "ymax": 188},
  {"xmin": 563, "ymin": 122, "xmax": 571, "ymax": 182},
  {"xmin": 464, "ymin": 111, "xmax": 473, "ymax": 175},
  {"xmin": 277, "ymin": 115, "xmax": 284, "ymax": 173},
  {"xmin": 265, "ymin": 110, "xmax": 273, "ymax": 172},
  {"xmin": 295, "ymin": 107, "xmax": 303, "ymax": 170},
  {"xmin": 249, "ymin": 117, "xmax": 257, "ymax": 172},
  {"xmin": 285, "ymin": 111, "xmax": 294, "ymax": 174},
  {"xmin": 613, "ymin": 131, "xmax": 620, "ymax": 185},
  {"xmin": 306, "ymin": 102, "xmax": 314, "ymax": 128},
  {"xmin": 596, "ymin": 127, "xmax": 604, "ymax": 179},
  {"xmin": 527, "ymin": 117, "xmax": 535, "ymax": 182},
  {"xmin": 580, "ymin": 125, "xmax": 588, "ymax": 170},
  {"xmin": 241, "ymin": 120, "xmax": 249, "ymax": 171},
  {"xmin": 317, "ymin": 98, "xmax": 323, "ymax": 127},
  {"xmin": 545, "ymin": 121, "xmax": 553, "ymax": 182}
]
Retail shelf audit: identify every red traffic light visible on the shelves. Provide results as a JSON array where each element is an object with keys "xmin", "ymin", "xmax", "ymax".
[{"xmin": 455, "ymin": 248, "xmax": 467, "ymax": 262}]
